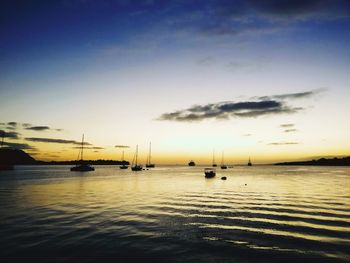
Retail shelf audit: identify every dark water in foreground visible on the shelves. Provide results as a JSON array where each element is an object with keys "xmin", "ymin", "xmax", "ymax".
[{"xmin": 0, "ymin": 165, "xmax": 349, "ymax": 263}]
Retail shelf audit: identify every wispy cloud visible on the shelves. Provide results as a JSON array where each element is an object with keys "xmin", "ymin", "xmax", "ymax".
[
  {"xmin": 72, "ymin": 146, "xmax": 104, "ymax": 150},
  {"xmin": 25, "ymin": 126, "xmax": 50, "ymax": 131},
  {"xmin": 284, "ymin": 129, "xmax": 298, "ymax": 133},
  {"xmin": 268, "ymin": 142, "xmax": 299, "ymax": 145},
  {"xmin": 280, "ymin": 123, "xmax": 294, "ymax": 128},
  {"xmin": 115, "ymin": 145, "xmax": 130, "ymax": 148},
  {"xmin": 0, "ymin": 130, "xmax": 20, "ymax": 139},
  {"xmin": 25, "ymin": 137, "xmax": 92, "ymax": 145},
  {"xmin": 2, "ymin": 142, "xmax": 37, "ymax": 150}
]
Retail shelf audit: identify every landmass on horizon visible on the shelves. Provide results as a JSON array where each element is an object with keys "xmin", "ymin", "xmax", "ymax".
[{"xmin": 1, "ymin": 148, "xmax": 349, "ymax": 167}]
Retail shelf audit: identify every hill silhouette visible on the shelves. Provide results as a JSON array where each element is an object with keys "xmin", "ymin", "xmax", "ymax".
[
  {"xmin": 0, "ymin": 148, "xmax": 129, "ymax": 165},
  {"xmin": 0, "ymin": 148, "xmax": 36, "ymax": 165},
  {"xmin": 275, "ymin": 156, "xmax": 350, "ymax": 166}
]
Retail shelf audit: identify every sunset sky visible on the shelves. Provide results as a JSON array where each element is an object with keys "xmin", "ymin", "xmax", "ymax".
[{"xmin": 1, "ymin": 0, "xmax": 349, "ymax": 164}]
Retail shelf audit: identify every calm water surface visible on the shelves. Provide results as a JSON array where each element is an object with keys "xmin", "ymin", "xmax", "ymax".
[{"xmin": 0, "ymin": 165, "xmax": 349, "ymax": 262}]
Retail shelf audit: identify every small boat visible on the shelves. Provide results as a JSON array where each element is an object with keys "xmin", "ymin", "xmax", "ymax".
[
  {"xmin": 145, "ymin": 142, "xmax": 155, "ymax": 168},
  {"xmin": 70, "ymin": 134, "xmax": 94, "ymax": 172},
  {"xmin": 220, "ymin": 151, "xmax": 227, "ymax": 169},
  {"xmin": 131, "ymin": 145, "xmax": 142, "ymax": 171},
  {"xmin": 188, "ymin": 160, "xmax": 196, "ymax": 166},
  {"xmin": 248, "ymin": 157, "xmax": 252, "ymax": 166},
  {"xmin": 212, "ymin": 150, "xmax": 217, "ymax": 167},
  {"xmin": 204, "ymin": 168, "xmax": 216, "ymax": 178},
  {"xmin": 120, "ymin": 150, "xmax": 128, "ymax": 169}
]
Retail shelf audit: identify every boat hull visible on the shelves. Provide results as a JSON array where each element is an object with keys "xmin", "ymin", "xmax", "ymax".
[
  {"xmin": 131, "ymin": 165, "xmax": 143, "ymax": 171},
  {"xmin": 146, "ymin": 164, "xmax": 155, "ymax": 168},
  {"xmin": 0, "ymin": 164, "xmax": 14, "ymax": 171},
  {"xmin": 120, "ymin": 165, "xmax": 128, "ymax": 169},
  {"xmin": 205, "ymin": 172, "xmax": 216, "ymax": 178},
  {"xmin": 70, "ymin": 164, "xmax": 95, "ymax": 172}
]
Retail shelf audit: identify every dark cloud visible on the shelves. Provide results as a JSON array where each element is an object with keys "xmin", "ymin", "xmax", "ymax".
[
  {"xmin": 158, "ymin": 100, "xmax": 302, "ymax": 122},
  {"xmin": 25, "ymin": 126, "xmax": 50, "ymax": 131},
  {"xmin": 284, "ymin": 129, "xmax": 298, "ymax": 133},
  {"xmin": 7, "ymin": 122, "xmax": 17, "ymax": 127},
  {"xmin": 72, "ymin": 146, "xmax": 104, "ymax": 150},
  {"xmin": 257, "ymin": 89, "xmax": 324, "ymax": 101},
  {"xmin": 0, "ymin": 130, "xmax": 20, "ymax": 139},
  {"xmin": 280, "ymin": 123, "xmax": 294, "ymax": 128},
  {"xmin": 115, "ymin": 145, "xmax": 130, "ymax": 148},
  {"xmin": 268, "ymin": 142, "xmax": 299, "ymax": 145},
  {"xmin": 2, "ymin": 142, "xmax": 37, "ymax": 150},
  {"xmin": 25, "ymin": 137, "xmax": 92, "ymax": 145}
]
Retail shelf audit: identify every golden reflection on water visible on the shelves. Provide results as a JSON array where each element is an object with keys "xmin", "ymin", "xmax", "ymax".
[{"xmin": 2, "ymin": 165, "xmax": 350, "ymax": 262}]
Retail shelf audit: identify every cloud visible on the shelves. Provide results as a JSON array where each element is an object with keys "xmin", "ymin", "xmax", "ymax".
[
  {"xmin": 0, "ymin": 130, "xmax": 20, "ymax": 139},
  {"xmin": 72, "ymin": 146, "xmax": 104, "ymax": 150},
  {"xmin": 268, "ymin": 142, "xmax": 299, "ymax": 145},
  {"xmin": 22, "ymin": 123, "xmax": 31, "ymax": 128},
  {"xmin": 243, "ymin": 133, "xmax": 252, "ymax": 136},
  {"xmin": 2, "ymin": 142, "xmax": 37, "ymax": 150},
  {"xmin": 284, "ymin": 129, "xmax": 298, "ymax": 133},
  {"xmin": 7, "ymin": 122, "xmax": 17, "ymax": 127},
  {"xmin": 25, "ymin": 137, "xmax": 92, "ymax": 145},
  {"xmin": 25, "ymin": 126, "xmax": 50, "ymax": 131},
  {"xmin": 280, "ymin": 123, "xmax": 294, "ymax": 128},
  {"xmin": 115, "ymin": 145, "xmax": 130, "ymax": 148},
  {"xmin": 158, "ymin": 89, "xmax": 322, "ymax": 122},
  {"xmin": 158, "ymin": 100, "xmax": 302, "ymax": 122}
]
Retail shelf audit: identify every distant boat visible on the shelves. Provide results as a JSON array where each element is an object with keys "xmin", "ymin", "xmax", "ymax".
[
  {"xmin": 131, "ymin": 145, "xmax": 142, "ymax": 171},
  {"xmin": 188, "ymin": 160, "xmax": 196, "ymax": 166},
  {"xmin": 70, "ymin": 134, "xmax": 95, "ymax": 172},
  {"xmin": 204, "ymin": 168, "xmax": 216, "ymax": 178},
  {"xmin": 0, "ymin": 132, "xmax": 14, "ymax": 170},
  {"xmin": 120, "ymin": 150, "xmax": 128, "ymax": 169},
  {"xmin": 220, "ymin": 151, "xmax": 227, "ymax": 169},
  {"xmin": 212, "ymin": 150, "xmax": 217, "ymax": 167},
  {"xmin": 248, "ymin": 157, "xmax": 252, "ymax": 166},
  {"xmin": 145, "ymin": 142, "xmax": 155, "ymax": 168}
]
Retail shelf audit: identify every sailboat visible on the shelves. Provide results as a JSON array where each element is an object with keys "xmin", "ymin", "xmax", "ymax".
[
  {"xmin": 120, "ymin": 150, "xmax": 128, "ymax": 169},
  {"xmin": 220, "ymin": 151, "xmax": 227, "ymax": 169},
  {"xmin": 70, "ymin": 134, "xmax": 95, "ymax": 172},
  {"xmin": 212, "ymin": 150, "xmax": 217, "ymax": 167},
  {"xmin": 0, "ymin": 132, "xmax": 14, "ymax": 171},
  {"xmin": 248, "ymin": 157, "xmax": 252, "ymax": 166},
  {"xmin": 145, "ymin": 142, "xmax": 155, "ymax": 168},
  {"xmin": 131, "ymin": 145, "xmax": 142, "ymax": 171},
  {"xmin": 188, "ymin": 160, "xmax": 196, "ymax": 166}
]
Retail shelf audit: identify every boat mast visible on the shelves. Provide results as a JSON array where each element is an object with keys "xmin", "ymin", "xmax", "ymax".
[
  {"xmin": 221, "ymin": 151, "xmax": 224, "ymax": 166},
  {"xmin": 212, "ymin": 149, "xmax": 215, "ymax": 165},
  {"xmin": 148, "ymin": 142, "xmax": 152, "ymax": 165},
  {"xmin": 135, "ymin": 145, "xmax": 138, "ymax": 166},
  {"xmin": 81, "ymin": 134, "xmax": 84, "ymax": 161}
]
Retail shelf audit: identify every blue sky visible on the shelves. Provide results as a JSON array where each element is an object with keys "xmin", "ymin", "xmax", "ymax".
[{"xmin": 1, "ymin": 0, "xmax": 350, "ymax": 163}]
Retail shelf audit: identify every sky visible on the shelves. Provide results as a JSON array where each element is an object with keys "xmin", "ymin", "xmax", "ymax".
[{"xmin": 1, "ymin": 0, "xmax": 350, "ymax": 164}]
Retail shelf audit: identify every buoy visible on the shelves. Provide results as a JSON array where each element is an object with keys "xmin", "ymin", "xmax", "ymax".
[{"xmin": 221, "ymin": 176, "xmax": 227, "ymax": 180}]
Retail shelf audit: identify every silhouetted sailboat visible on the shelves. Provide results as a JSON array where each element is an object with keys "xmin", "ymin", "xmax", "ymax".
[
  {"xmin": 212, "ymin": 150, "xmax": 217, "ymax": 167},
  {"xmin": 120, "ymin": 150, "xmax": 128, "ymax": 169},
  {"xmin": 204, "ymin": 168, "xmax": 216, "ymax": 178},
  {"xmin": 70, "ymin": 134, "xmax": 94, "ymax": 172},
  {"xmin": 131, "ymin": 145, "xmax": 142, "ymax": 171},
  {"xmin": 220, "ymin": 151, "xmax": 227, "ymax": 169},
  {"xmin": 0, "ymin": 131, "xmax": 14, "ymax": 170},
  {"xmin": 188, "ymin": 160, "xmax": 196, "ymax": 166},
  {"xmin": 145, "ymin": 142, "xmax": 155, "ymax": 168},
  {"xmin": 248, "ymin": 157, "xmax": 252, "ymax": 166}
]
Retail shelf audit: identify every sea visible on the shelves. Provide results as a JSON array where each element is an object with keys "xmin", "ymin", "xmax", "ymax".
[{"xmin": 0, "ymin": 165, "xmax": 349, "ymax": 263}]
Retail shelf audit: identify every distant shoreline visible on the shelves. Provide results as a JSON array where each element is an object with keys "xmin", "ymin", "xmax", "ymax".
[{"xmin": 275, "ymin": 157, "xmax": 350, "ymax": 166}]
